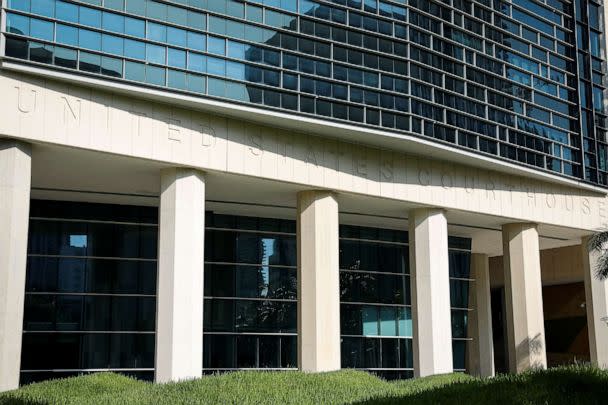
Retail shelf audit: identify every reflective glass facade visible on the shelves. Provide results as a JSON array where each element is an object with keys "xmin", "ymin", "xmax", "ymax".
[
  {"xmin": 2, "ymin": 0, "xmax": 607, "ymax": 185},
  {"xmin": 339, "ymin": 225, "xmax": 473, "ymax": 379},
  {"xmin": 21, "ymin": 200, "xmax": 472, "ymax": 382},
  {"xmin": 203, "ymin": 213, "xmax": 298, "ymax": 372},
  {"xmin": 22, "ymin": 200, "xmax": 158, "ymax": 384}
]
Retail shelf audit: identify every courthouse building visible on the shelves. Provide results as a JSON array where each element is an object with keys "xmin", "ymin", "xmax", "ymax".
[{"xmin": 1, "ymin": 0, "xmax": 608, "ymax": 390}]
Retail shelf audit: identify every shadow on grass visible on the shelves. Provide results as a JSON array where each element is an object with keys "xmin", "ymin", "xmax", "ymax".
[{"xmin": 354, "ymin": 367, "xmax": 608, "ymax": 405}]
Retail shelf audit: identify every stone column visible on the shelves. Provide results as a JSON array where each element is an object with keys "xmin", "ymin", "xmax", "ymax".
[
  {"xmin": 582, "ymin": 236, "xmax": 608, "ymax": 368},
  {"xmin": 297, "ymin": 190, "xmax": 340, "ymax": 372},
  {"xmin": 0, "ymin": 140, "xmax": 31, "ymax": 392},
  {"xmin": 502, "ymin": 223, "xmax": 547, "ymax": 373},
  {"xmin": 409, "ymin": 208, "xmax": 453, "ymax": 377},
  {"xmin": 155, "ymin": 168, "xmax": 205, "ymax": 383},
  {"xmin": 467, "ymin": 253, "xmax": 495, "ymax": 377}
]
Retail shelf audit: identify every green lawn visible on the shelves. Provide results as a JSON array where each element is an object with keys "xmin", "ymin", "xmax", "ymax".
[{"xmin": 1, "ymin": 365, "xmax": 607, "ymax": 405}]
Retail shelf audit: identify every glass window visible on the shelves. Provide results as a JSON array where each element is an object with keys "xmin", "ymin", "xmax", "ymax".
[
  {"xmin": 125, "ymin": 17, "xmax": 145, "ymax": 38},
  {"xmin": 124, "ymin": 39, "xmax": 146, "ymax": 60},
  {"xmin": 147, "ymin": 22, "xmax": 167, "ymax": 42},
  {"xmin": 31, "ymin": 0, "xmax": 54, "ymax": 17},
  {"xmin": 80, "ymin": 7, "xmax": 102, "ymax": 28},
  {"xmin": 56, "ymin": 1, "xmax": 79, "ymax": 23},
  {"xmin": 146, "ymin": 44, "xmax": 166, "ymax": 65},
  {"xmin": 30, "ymin": 18, "xmax": 54, "ymax": 42},
  {"xmin": 7, "ymin": 13, "xmax": 30, "ymax": 36},
  {"xmin": 79, "ymin": 29, "xmax": 101, "ymax": 51},
  {"xmin": 102, "ymin": 34, "xmax": 124, "ymax": 56},
  {"xmin": 168, "ymin": 48, "xmax": 186, "ymax": 69}
]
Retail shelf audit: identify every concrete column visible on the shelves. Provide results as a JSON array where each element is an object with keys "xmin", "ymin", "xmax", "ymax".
[
  {"xmin": 582, "ymin": 236, "xmax": 608, "ymax": 368},
  {"xmin": 297, "ymin": 190, "xmax": 340, "ymax": 372},
  {"xmin": 0, "ymin": 140, "xmax": 31, "ymax": 392},
  {"xmin": 502, "ymin": 223, "xmax": 547, "ymax": 373},
  {"xmin": 155, "ymin": 168, "xmax": 205, "ymax": 383},
  {"xmin": 409, "ymin": 208, "xmax": 453, "ymax": 377},
  {"xmin": 467, "ymin": 253, "xmax": 495, "ymax": 377}
]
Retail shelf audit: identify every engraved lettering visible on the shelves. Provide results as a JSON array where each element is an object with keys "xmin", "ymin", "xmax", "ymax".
[
  {"xmin": 192, "ymin": 123, "xmax": 216, "ymax": 147},
  {"xmin": 545, "ymin": 193, "xmax": 556, "ymax": 208},
  {"xmin": 16, "ymin": 86, "xmax": 36, "ymax": 113},
  {"xmin": 441, "ymin": 173, "xmax": 453, "ymax": 189},
  {"xmin": 526, "ymin": 187, "xmax": 536, "ymax": 206},
  {"xmin": 582, "ymin": 197, "xmax": 591, "ymax": 215},
  {"xmin": 167, "ymin": 118, "xmax": 181, "ymax": 142},
  {"xmin": 564, "ymin": 195, "xmax": 573, "ymax": 211},
  {"xmin": 306, "ymin": 145, "xmax": 318, "ymax": 166},
  {"xmin": 249, "ymin": 133, "xmax": 262, "ymax": 156},
  {"xmin": 355, "ymin": 155, "xmax": 368, "ymax": 177},
  {"xmin": 464, "ymin": 174, "xmax": 475, "ymax": 194},
  {"xmin": 380, "ymin": 160, "xmax": 393, "ymax": 181},
  {"xmin": 62, "ymin": 96, "xmax": 81, "ymax": 124},
  {"xmin": 485, "ymin": 179, "xmax": 495, "ymax": 199},
  {"xmin": 418, "ymin": 168, "xmax": 431, "ymax": 186}
]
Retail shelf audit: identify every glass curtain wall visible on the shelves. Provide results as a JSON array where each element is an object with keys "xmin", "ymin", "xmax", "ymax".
[
  {"xmin": 3, "ymin": 0, "xmax": 606, "ymax": 185},
  {"xmin": 339, "ymin": 225, "xmax": 473, "ymax": 379},
  {"xmin": 21, "ymin": 200, "xmax": 472, "ymax": 381},
  {"xmin": 21, "ymin": 200, "xmax": 158, "ymax": 384},
  {"xmin": 203, "ymin": 213, "xmax": 298, "ymax": 372}
]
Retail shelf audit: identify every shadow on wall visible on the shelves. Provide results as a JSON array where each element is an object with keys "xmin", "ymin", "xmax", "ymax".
[
  {"xmin": 514, "ymin": 332, "xmax": 546, "ymax": 371},
  {"xmin": 351, "ymin": 366, "xmax": 608, "ymax": 405}
]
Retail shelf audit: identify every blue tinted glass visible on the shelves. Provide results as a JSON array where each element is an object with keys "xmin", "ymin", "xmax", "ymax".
[
  {"xmin": 146, "ymin": 44, "xmax": 166, "ymax": 65},
  {"xmin": 188, "ymin": 52, "xmax": 206, "ymax": 72},
  {"xmin": 168, "ymin": 48, "xmax": 186, "ymax": 68},
  {"xmin": 102, "ymin": 34, "xmax": 124, "ymax": 56},
  {"xmin": 56, "ymin": 24, "xmax": 78, "ymax": 46},
  {"xmin": 31, "ymin": 0, "xmax": 54, "ymax": 17},
  {"xmin": 101, "ymin": 56, "xmax": 123, "ymax": 77},
  {"xmin": 56, "ymin": 1, "xmax": 79, "ymax": 23},
  {"xmin": 187, "ymin": 74, "xmax": 205, "ymax": 93},
  {"xmin": 226, "ymin": 61, "xmax": 245, "ymax": 80},
  {"xmin": 124, "ymin": 39, "xmax": 146, "ymax": 60},
  {"xmin": 208, "ymin": 36, "xmax": 226, "ymax": 55},
  {"xmin": 102, "ymin": 12, "xmax": 124, "ymax": 33},
  {"xmin": 7, "ymin": 0, "xmax": 30, "ymax": 12},
  {"xmin": 208, "ymin": 57, "xmax": 226, "ymax": 76},
  {"xmin": 147, "ymin": 22, "xmax": 167, "ymax": 42},
  {"xmin": 7, "ymin": 13, "xmax": 29, "ymax": 36},
  {"xmin": 30, "ymin": 18, "xmax": 54, "ymax": 41},
  {"xmin": 125, "ymin": 61, "xmax": 145, "ymax": 81},
  {"xmin": 168, "ymin": 70, "xmax": 187, "ymax": 90},
  {"xmin": 362, "ymin": 307, "xmax": 378, "ymax": 336},
  {"xmin": 167, "ymin": 27, "xmax": 187, "ymax": 47},
  {"xmin": 125, "ymin": 17, "xmax": 145, "ymax": 38},
  {"xmin": 187, "ymin": 32, "xmax": 205, "ymax": 51},
  {"xmin": 227, "ymin": 41, "xmax": 245, "ymax": 59},
  {"xmin": 146, "ymin": 65, "xmax": 165, "ymax": 86},
  {"xmin": 79, "ymin": 29, "xmax": 101, "ymax": 51},
  {"xmin": 80, "ymin": 7, "xmax": 102, "ymax": 28}
]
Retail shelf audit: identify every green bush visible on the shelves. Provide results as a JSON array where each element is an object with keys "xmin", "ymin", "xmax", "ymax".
[{"xmin": 1, "ymin": 365, "xmax": 606, "ymax": 405}]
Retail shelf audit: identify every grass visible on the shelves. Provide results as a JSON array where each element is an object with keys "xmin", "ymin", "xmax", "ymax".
[{"xmin": 1, "ymin": 365, "xmax": 607, "ymax": 405}]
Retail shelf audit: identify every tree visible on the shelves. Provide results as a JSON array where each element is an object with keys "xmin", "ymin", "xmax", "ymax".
[{"xmin": 587, "ymin": 231, "xmax": 608, "ymax": 280}]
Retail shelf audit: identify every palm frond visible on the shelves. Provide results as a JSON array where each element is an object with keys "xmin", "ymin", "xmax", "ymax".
[
  {"xmin": 587, "ymin": 231, "xmax": 608, "ymax": 280},
  {"xmin": 596, "ymin": 252, "xmax": 608, "ymax": 280},
  {"xmin": 587, "ymin": 231, "xmax": 608, "ymax": 253}
]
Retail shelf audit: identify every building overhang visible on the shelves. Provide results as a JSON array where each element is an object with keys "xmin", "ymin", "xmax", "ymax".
[{"xmin": 2, "ymin": 60, "xmax": 607, "ymax": 196}]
